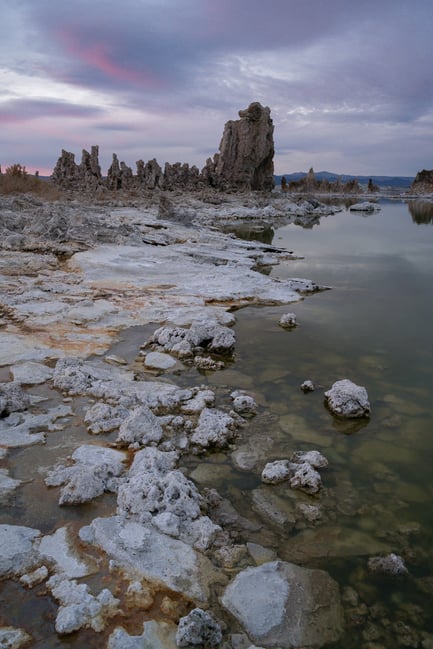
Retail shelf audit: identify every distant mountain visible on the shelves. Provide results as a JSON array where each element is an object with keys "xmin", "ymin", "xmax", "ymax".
[{"xmin": 275, "ymin": 171, "xmax": 414, "ymax": 189}]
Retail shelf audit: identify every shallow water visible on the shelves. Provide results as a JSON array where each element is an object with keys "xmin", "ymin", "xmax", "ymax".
[
  {"xmin": 214, "ymin": 199, "xmax": 433, "ymax": 646},
  {"xmin": 1, "ymin": 199, "xmax": 433, "ymax": 647}
]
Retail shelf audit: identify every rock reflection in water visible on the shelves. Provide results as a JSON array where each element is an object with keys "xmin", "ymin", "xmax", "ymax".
[{"xmin": 407, "ymin": 200, "xmax": 433, "ymax": 224}]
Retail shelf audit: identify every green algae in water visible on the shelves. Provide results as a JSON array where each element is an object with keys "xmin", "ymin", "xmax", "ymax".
[{"xmin": 215, "ymin": 201, "xmax": 433, "ymax": 647}]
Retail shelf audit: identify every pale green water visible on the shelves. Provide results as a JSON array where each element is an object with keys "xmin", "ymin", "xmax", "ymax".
[{"xmin": 210, "ymin": 200, "xmax": 433, "ymax": 647}]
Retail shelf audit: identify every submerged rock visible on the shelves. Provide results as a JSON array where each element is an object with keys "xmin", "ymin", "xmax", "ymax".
[
  {"xmin": 0, "ymin": 468, "xmax": 22, "ymax": 502},
  {"xmin": 221, "ymin": 560, "xmax": 344, "ymax": 648},
  {"xmin": 324, "ymin": 379, "xmax": 371, "ymax": 418},
  {"xmin": 368, "ymin": 553, "xmax": 409, "ymax": 576},
  {"xmin": 279, "ymin": 312, "xmax": 297, "ymax": 328}
]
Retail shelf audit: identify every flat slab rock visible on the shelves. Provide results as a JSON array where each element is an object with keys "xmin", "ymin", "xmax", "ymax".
[
  {"xmin": 221, "ymin": 560, "xmax": 344, "ymax": 648},
  {"xmin": 108, "ymin": 621, "xmax": 177, "ymax": 649},
  {"xmin": 79, "ymin": 516, "xmax": 224, "ymax": 606}
]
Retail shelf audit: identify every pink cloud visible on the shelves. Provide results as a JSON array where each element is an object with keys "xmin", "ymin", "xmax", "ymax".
[{"xmin": 56, "ymin": 28, "xmax": 163, "ymax": 89}]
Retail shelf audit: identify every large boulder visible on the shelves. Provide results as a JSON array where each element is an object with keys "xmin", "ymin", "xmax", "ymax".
[
  {"xmin": 221, "ymin": 560, "xmax": 344, "ymax": 648},
  {"xmin": 214, "ymin": 102, "xmax": 275, "ymax": 191},
  {"xmin": 410, "ymin": 168, "xmax": 433, "ymax": 194},
  {"xmin": 324, "ymin": 379, "xmax": 371, "ymax": 418}
]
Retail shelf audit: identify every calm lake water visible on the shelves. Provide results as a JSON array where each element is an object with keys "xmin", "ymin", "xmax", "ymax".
[{"xmin": 215, "ymin": 199, "xmax": 433, "ymax": 647}]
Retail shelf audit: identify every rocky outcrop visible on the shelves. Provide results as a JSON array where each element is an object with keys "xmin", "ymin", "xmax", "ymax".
[
  {"xmin": 51, "ymin": 103, "xmax": 275, "ymax": 193},
  {"xmin": 410, "ymin": 168, "xmax": 433, "ymax": 194},
  {"xmin": 51, "ymin": 146, "xmax": 104, "ymax": 192},
  {"xmin": 214, "ymin": 102, "xmax": 274, "ymax": 191},
  {"xmin": 136, "ymin": 158, "xmax": 163, "ymax": 189}
]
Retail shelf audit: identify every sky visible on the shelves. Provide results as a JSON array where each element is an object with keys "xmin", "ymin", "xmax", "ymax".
[{"xmin": 1, "ymin": 0, "xmax": 433, "ymax": 177}]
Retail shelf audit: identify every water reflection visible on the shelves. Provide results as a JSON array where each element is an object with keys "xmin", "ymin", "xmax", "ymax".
[
  {"xmin": 407, "ymin": 200, "xmax": 433, "ymax": 224},
  {"xmin": 223, "ymin": 223, "xmax": 275, "ymax": 243}
]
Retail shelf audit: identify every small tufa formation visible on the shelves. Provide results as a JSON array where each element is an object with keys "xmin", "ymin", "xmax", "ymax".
[
  {"xmin": 51, "ymin": 146, "xmax": 104, "ymax": 192},
  {"xmin": 324, "ymin": 379, "xmax": 371, "ymax": 418},
  {"xmin": 50, "ymin": 102, "xmax": 275, "ymax": 194},
  {"xmin": 410, "ymin": 168, "xmax": 433, "ymax": 194},
  {"xmin": 288, "ymin": 168, "xmax": 362, "ymax": 194}
]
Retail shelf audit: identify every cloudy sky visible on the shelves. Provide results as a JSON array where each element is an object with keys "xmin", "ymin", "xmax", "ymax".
[{"xmin": 1, "ymin": 0, "xmax": 432, "ymax": 177}]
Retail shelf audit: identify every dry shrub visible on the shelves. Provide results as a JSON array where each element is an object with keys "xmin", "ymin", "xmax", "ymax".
[{"xmin": 0, "ymin": 164, "xmax": 61, "ymax": 200}]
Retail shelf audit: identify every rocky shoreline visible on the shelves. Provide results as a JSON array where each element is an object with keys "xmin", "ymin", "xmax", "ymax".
[{"xmin": 1, "ymin": 190, "xmax": 431, "ymax": 648}]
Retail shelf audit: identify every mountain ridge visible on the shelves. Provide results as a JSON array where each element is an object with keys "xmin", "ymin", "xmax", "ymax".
[{"xmin": 275, "ymin": 171, "xmax": 414, "ymax": 189}]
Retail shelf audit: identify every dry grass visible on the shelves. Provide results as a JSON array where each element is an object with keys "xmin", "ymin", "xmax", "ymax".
[{"xmin": 0, "ymin": 164, "xmax": 61, "ymax": 200}]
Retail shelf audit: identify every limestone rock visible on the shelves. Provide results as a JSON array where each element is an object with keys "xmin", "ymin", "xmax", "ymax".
[
  {"xmin": 288, "ymin": 462, "xmax": 322, "ymax": 495},
  {"xmin": 0, "ymin": 467, "xmax": 22, "ymax": 502},
  {"xmin": 176, "ymin": 608, "xmax": 222, "ymax": 647},
  {"xmin": 368, "ymin": 553, "xmax": 408, "ymax": 576},
  {"xmin": 80, "ymin": 516, "xmax": 223, "ymax": 605},
  {"xmin": 261, "ymin": 452, "xmax": 327, "ymax": 493},
  {"xmin": 147, "ymin": 321, "xmax": 236, "ymax": 360},
  {"xmin": 191, "ymin": 408, "xmax": 237, "ymax": 449},
  {"xmin": 230, "ymin": 392, "xmax": 257, "ymax": 416},
  {"xmin": 45, "ymin": 445, "xmax": 127, "ymax": 505},
  {"xmin": 261, "ymin": 460, "xmax": 291, "ymax": 485},
  {"xmin": 215, "ymin": 102, "xmax": 274, "ymax": 191},
  {"xmin": 279, "ymin": 312, "xmax": 297, "ymax": 328},
  {"xmin": 291, "ymin": 450, "xmax": 328, "ymax": 469},
  {"xmin": 144, "ymin": 351, "xmax": 177, "ymax": 370},
  {"xmin": 47, "ymin": 574, "xmax": 119, "ymax": 635},
  {"xmin": 136, "ymin": 158, "xmax": 163, "ymax": 189},
  {"xmin": 410, "ymin": 169, "xmax": 433, "ymax": 194},
  {"xmin": 349, "ymin": 202, "xmax": 380, "ymax": 212},
  {"xmin": 221, "ymin": 560, "xmax": 344, "ymax": 648},
  {"xmin": 0, "ymin": 382, "xmax": 30, "ymax": 416},
  {"xmin": 116, "ymin": 405, "xmax": 164, "ymax": 447},
  {"xmin": 0, "ymin": 524, "xmax": 41, "ymax": 578},
  {"xmin": 116, "ymin": 447, "xmax": 221, "ymax": 550},
  {"xmin": 78, "ymin": 146, "xmax": 104, "ymax": 193},
  {"xmin": 51, "ymin": 149, "xmax": 80, "ymax": 189},
  {"xmin": 84, "ymin": 402, "xmax": 129, "ymax": 435},
  {"xmin": 0, "ymin": 627, "xmax": 32, "ymax": 649},
  {"xmin": 324, "ymin": 379, "xmax": 371, "ymax": 418},
  {"xmin": 10, "ymin": 361, "xmax": 54, "ymax": 385},
  {"xmin": 107, "ymin": 621, "xmax": 177, "ymax": 649}
]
